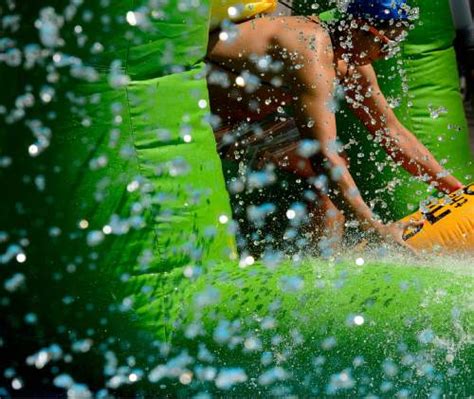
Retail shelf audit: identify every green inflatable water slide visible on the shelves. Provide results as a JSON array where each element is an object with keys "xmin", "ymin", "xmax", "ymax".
[{"xmin": 0, "ymin": 0, "xmax": 473, "ymax": 396}]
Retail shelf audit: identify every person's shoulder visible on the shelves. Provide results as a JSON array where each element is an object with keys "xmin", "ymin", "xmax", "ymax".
[
  {"xmin": 303, "ymin": 17, "xmax": 333, "ymax": 46},
  {"xmin": 308, "ymin": 17, "xmax": 334, "ymax": 61}
]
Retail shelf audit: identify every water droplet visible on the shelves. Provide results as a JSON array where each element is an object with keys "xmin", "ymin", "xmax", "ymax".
[
  {"xmin": 39, "ymin": 85, "xmax": 55, "ymax": 103},
  {"xmin": 28, "ymin": 144, "xmax": 39, "ymax": 156},
  {"xmin": 126, "ymin": 11, "xmax": 138, "ymax": 26},
  {"xmin": 297, "ymin": 139, "xmax": 320, "ymax": 157},
  {"xmin": 219, "ymin": 31, "xmax": 229, "ymax": 41},
  {"xmin": 179, "ymin": 371, "xmax": 193, "ymax": 385},
  {"xmin": 24, "ymin": 313, "xmax": 38, "ymax": 325},
  {"xmin": 279, "ymin": 275, "xmax": 304, "ymax": 292},
  {"xmin": 11, "ymin": 378, "xmax": 23, "ymax": 390},
  {"xmin": 54, "ymin": 374, "xmax": 74, "ymax": 389},
  {"xmin": 239, "ymin": 255, "xmax": 254, "ymax": 268},
  {"xmin": 35, "ymin": 7, "xmax": 64, "ymax": 48},
  {"xmin": 235, "ymin": 76, "xmax": 245, "ymax": 87},
  {"xmin": 428, "ymin": 104, "xmax": 448, "ymax": 119},
  {"xmin": 79, "ymin": 219, "xmax": 89, "ymax": 229},
  {"xmin": 16, "ymin": 253, "xmax": 26, "ymax": 263},
  {"xmin": 127, "ymin": 180, "xmax": 140, "ymax": 192},
  {"xmin": 215, "ymin": 368, "xmax": 247, "ymax": 390},
  {"xmin": 87, "ymin": 230, "xmax": 104, "ymax": 246},
  {"xmin": 72, "ymin": 339, "xmax": 93, "ymax": 353},
  {"xmin": 4, "ymin": 273, "xmax": 26, "ymax": 292},
  {"xmin": 108, "ymin": 60, "xmax": 130, "ymax": 88}
]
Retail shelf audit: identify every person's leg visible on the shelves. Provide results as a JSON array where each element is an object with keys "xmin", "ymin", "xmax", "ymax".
[
  {"xmin": 306, "ymin": 193, "xmax": 345, "ymax": 253},
  {"xmin": 261, "ymin": 146, "xmax": 346, "ymax": 252}
]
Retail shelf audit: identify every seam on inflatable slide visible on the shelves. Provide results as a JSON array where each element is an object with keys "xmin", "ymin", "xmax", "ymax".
[
  {"xmin": 203, "ymin": 0, "xmax": 212, "ymax": 58},
  {"xmin": 123, "ymin": 0, "xmax": 170, "ymax": 342}
]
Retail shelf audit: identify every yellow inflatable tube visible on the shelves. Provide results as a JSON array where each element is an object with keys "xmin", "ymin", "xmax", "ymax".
[
  {"xmin": 210, "ymin": 0, "xmax": 277, "ymax": 30},
  {"xmin": 401, "ymin": 183, "xmax": 474, "ymax": 253}
]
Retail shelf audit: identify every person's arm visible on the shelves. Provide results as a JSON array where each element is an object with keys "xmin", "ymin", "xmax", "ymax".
[
  {"xmin": 344, "ymin": 64, "xmax": 463, "ymax": 194},
  {"xmin": 293, "ymin": 49, "xmax": 419, "ymax": 249}
]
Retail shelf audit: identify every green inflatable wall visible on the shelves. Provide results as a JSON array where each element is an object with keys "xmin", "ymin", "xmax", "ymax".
[
  {"xmin": 0, "ymin": 0, "xmax": 473, "ymax": 397},
  {"xmin": 1, "ymin": 0, "xmax": 236, "ymax": 392}
]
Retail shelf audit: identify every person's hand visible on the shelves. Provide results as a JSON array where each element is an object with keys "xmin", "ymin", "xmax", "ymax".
[
  {"xmin": 437, "ymin": 177, "xmax": 464, "ymax": 194},
  {"xmin": 370, "ymin": 219, "xmax": 425, "ymax": 253}
]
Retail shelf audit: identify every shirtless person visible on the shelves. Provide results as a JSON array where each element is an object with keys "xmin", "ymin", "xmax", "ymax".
[{"xmin": 206, "ymin": 0, "xmax": 464, "ymax": 250}]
